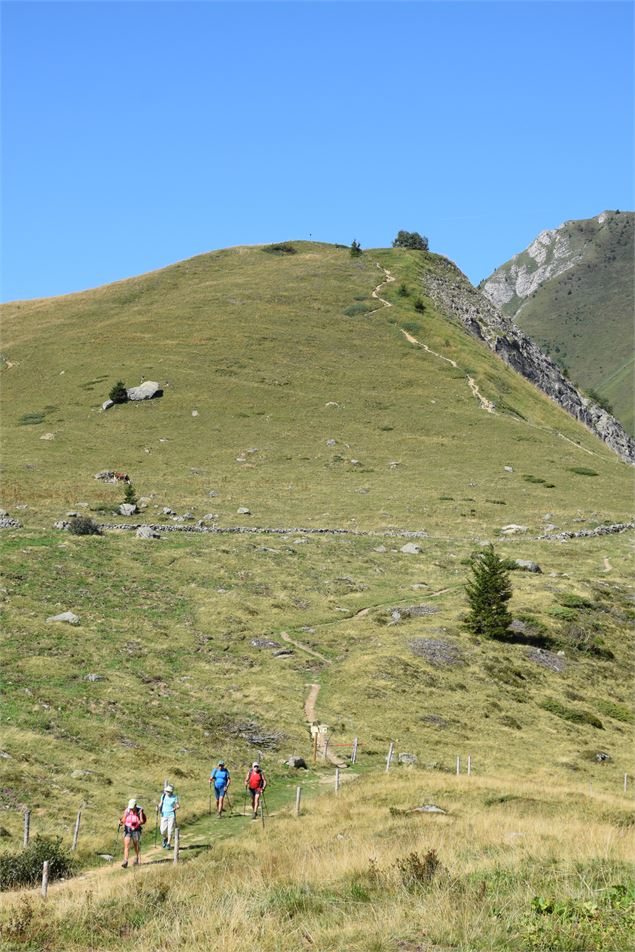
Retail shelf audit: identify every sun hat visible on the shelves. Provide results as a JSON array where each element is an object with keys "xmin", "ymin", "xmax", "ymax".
[
  {"xmin": 218, "ymin": 760, "xmax": 225, "ymax": 766},
  {"xmin": 127, "ymin": 798, "xmax": 137, "ymax": 809},
  {"xmin": 252, "ymin": 761, "xmax": 259, "ymax": 768},
  {"xmin": 164, "ymin": 784, "xmax": 174, "ymax": 793}
]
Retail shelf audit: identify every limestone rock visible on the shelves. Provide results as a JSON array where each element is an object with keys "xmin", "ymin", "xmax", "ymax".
[
  {"xmin": 285, "ymin": 756, "xmax": 307, "ymax": 769},
  {"xmin": 136, "ymin": 525, "xmax": 160, "ymax": 540},
  {"xmin": 102, "ymin": 399, "xmax": 114, "ymax": 411},
  {"xmin": 119, "ymin": 503, "xmax": 137, "ymax": 516},
  {"xmin": 413, "ymin": 804, "xmax": 447, "ymax": 814},
  {"xmin": 401, "ymin": 542, "xmax": 422, "ymax": 554},
  {"xmin": 126, "ymin": 381, "xmax": 163, "ymax": 401},
  {"xmin": 47, "ymin": 611, "xmax": 80, "ymax": 626},
  {"xmin": 54, "ymin": 520, "xmax": 70, "ymax": 530},
  {"xmin": 398, "ymin": 753, "xmax": 417, "ymax": 765},
  {"xmin": 84, "ymin": 673, "xmax": 105, "ymax": 682},
  {"xmin": 501, "ymin": 524, "xmax": 528, "ymax": 535},
  {"xmin": 0, "ymin": 515, "xmax": 21, "ymax": 529},
  {"xmin": 504, "ymin": 465, "xmax": 513, "ymax": 472},
  {"xmin": 237, "ymin": 507, "xmax": 251, "ymax": 515},
  {"xmin": 513, "ymin": 560, "xmax": 542, "ymax": 573}
]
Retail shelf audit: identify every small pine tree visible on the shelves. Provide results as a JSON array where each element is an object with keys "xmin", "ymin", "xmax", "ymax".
[
  {"xmin": 350, "ymin": 240, "xmax": 362, "ymax": 257},
  {"xmin": 123, "ymin": 482, "xmax": 138, "ymax": 507},
  {"xmin": 109, "ymin": 380, "xmax": 128, "ymax": 404},
  {"xmin": 414, "ymin": 298, "xmax": 426, "ymax": 313},
  {"xmin": 464, "ymin": 545, "xmax": 513, "ymax": 640},
  {"xmin": 398, "ymin": 283, "xmax": 409, "ymax": 297}
]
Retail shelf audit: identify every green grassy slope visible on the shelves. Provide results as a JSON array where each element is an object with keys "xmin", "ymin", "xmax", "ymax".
[
  {"xmin": 482, "ymin": 212, "xmax": 634, "ymax": 435},
  {"xmin": 0, "ymin": 242, "xmax": 632, "ymax": 868}
]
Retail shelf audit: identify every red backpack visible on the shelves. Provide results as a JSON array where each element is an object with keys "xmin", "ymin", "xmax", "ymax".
[{"xmin": 248, "ymin": 769, "xmax": 262, "ymax": 790}]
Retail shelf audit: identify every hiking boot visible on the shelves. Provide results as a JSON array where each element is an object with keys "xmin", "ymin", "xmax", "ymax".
[
  {"xmin": 121, "ymin": 860, "xmax": 128, "ymax": 868},
  {"xmin": 133, "ymin": 858, "xmax": 140, "ymax": 865},
  {"xmin": 162, "ymin": 838, "xmax": 167, "ymax": 848}
]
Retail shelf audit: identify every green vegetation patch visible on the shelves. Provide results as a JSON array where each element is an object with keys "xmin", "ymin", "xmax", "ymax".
[
  {"xmin": 568, "ymin": 466, "xmax": 599, "ymax": 477},
  {"xmin": 540, "ymin": 698, "xmax": 604, "ymax": 729}
]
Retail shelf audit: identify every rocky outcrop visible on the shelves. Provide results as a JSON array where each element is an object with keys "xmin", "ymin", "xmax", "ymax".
[{"xmin": 422, "ymin": 257, "xmax": 635, "ymax": 464}]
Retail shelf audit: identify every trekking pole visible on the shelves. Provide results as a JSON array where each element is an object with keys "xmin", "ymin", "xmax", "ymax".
[
  {"xmin": 209, "ymin": 784, "xmax": 212, "ymax": 816},
  {"xmin": 242, "ymin": 789, "xmax": 247, "ymax": 816},
  {"xmin": 154, "ymin": 806, "xmax": 159, "ymax": 848},
  {"xmin": 113, "ymin": 822, "xmax": 121, "ymax": 856},
  {"xmin": 260, "ymin": 795, "xmax": 265, "ymax": 829},
  {"xmin": 225, "ymin": 791, "xmax": 233, "ymax": 816}
]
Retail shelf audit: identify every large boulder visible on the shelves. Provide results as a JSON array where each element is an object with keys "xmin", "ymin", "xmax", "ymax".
[
  {"xmin": 285, "ymin": 757, "xmax": 308, "ymax": 769},
  {"xmin": 136, "ymin": 525, "xmax": 160, "ymax": 540},
  {"xmin": 119, "ymin": 503, "xmax": 137, "ymax": 516},
  {"xmin": 126, "ymin": 381, "xmax": 163, "ymax": 401},
  {"xmin": 513, "ymin": 560, "xmax": 542, "ymax": 573},
  {"xmin": 501, "ymin": 524, "xmax": 528, "ymax": 535},
  {"xmin": 400, "ymin": 542, "xmax": 422, "ymax": 555}
]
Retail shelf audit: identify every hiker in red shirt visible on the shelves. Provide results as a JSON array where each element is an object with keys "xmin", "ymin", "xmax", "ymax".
[
  {"xmin": 244, "ymin": 762, "xmax": 266, "ymax": 819},
  {"xmin": 119, "ymin": 799, "xmax": 147, "ymax": 868}
]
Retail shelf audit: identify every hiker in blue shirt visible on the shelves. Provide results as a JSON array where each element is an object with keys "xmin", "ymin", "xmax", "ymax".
[
  {"xmin": 209, "ymin": 761, "xmax": 231, "ymax": 817},
  {"xmin": 159, "ymin": 784, "xmax": 179, "ymax": 848}
]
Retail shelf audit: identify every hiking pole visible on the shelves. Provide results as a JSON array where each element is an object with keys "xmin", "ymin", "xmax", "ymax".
[
  {"xmin": 209, "ymin": 784, "xmax": 212, "ymax": 816},
  {"xmin": 154, "ymin": 806, "xmax": 159, "ymax": 848},
  {"xmin": 113, "ymin": 822, "xmax": 121, "ymax": 856},
  {"xmin": 242, "ymin": 789, "xmax": 247, "ymax": 816}
]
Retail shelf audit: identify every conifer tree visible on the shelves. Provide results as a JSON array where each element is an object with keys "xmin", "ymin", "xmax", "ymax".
[
  {"xmin": 464, "ymin": 545, "xmax": 513, "ymax": 640},
  {"xmin": 123, "ymin": 482, "xmax": 138, "ymax": 507},
  {"xmin": 350, "ymin": 240, "xmax": 362, "ymax": 257},
  {"xmin": 109, "ymin": 380, "xmax": 128, "ymax": 404}
]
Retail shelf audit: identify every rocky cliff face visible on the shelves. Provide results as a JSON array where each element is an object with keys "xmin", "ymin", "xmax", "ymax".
[{"xmin": 422, "ymin": 256, "xmax": 635, "ymax": 464}]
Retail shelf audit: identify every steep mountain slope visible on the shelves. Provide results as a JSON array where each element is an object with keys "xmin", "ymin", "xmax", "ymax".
[
  {"xmin": 480, "ymin": 211, "xmax": 634, "ymax": 434},
  {"xmin": 0, "ymin": 242, "xmax": 632, "ymax": 872}
]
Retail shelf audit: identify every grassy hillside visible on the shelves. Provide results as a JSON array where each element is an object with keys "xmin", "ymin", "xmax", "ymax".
[
  {"xmin": 481, "ymin": 212, "xmax": 634, "ymax": 435},
  {"xmin": 1, "ymin": 242, "xmax": 633, "ymax": 946}
]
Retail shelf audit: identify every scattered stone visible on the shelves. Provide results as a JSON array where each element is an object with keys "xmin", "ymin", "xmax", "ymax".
[
  {"xmin": 0, "ymin": 515, "xmax": 21, "ymax": 529},
  {"xmin": 501, "ymin": 524, "xmax": 528, "ymax": 535},
  {"xmin": 413, "ymin": 804, "xmax": 447, "ymax": 814},
  {"xmin": 526, "ymin": 647, "xmax": 566, "ymax": 673},
  {"xmin": 350, "ymin": 459, "xmax": 361, "ymax": 466},
  {"xmin": 15, "ymin": 505, "xmax": 28, "ymax": 510},
  {"xmin": 398, "ymin": 753, "xmax": 417, "ymax": 765},
  {"xmin": 70, "ymin": 769, "xmax": 92, "ymax": 779},
  {"xmin": 272, "ymin": 649, "xmax": 293, "ymax": 657},
  {"xmin": 126, "ymin": 380, "xmax": 163, "ymax": 401},
  {"xmin": 504, "ymin": 466, "xmax": 513, "ymax": 472},
  {"xmin": 325, "ymin": 401, "xmax": 340, "ymax": 407},
  {"xmin": 47, "ymin": 611, "xmax": 80, "ymax": 626},
  {"xmin": 410, "ymin": 639, "xmax": 463, "ymax": 667},
  {"xmin": 374, "ymin": 545, "xmax": 387, "ymax": 553},
  {"xmin": 84, "ymin": 674, "xmax": 105, "ymax": 682},
  {"xmin": 40, "ymin": 432, "xmax": 55, "ymax": 440},
  {"xmin": 326, "ymin": 439, "xmax": 337, "ymax": 446},
  {"xmin": 401, "ymin": 542, "xmax": 422, "ymax": 554},
  {"xmin": 392, "ymin": 604, "xmax": 440, "ymax": 621},
  {"xmin": 191, "ymin": 409, "xmax": 199, "ymax": 417},
  {"xmin": 162, "ymin": 507, "xmax": 173, "ymax": 515},
  {"xmin": 0, "ymin": 510, "xmax": 7, "ymax": 518},
  {"xmin": 513, "ymin": 560, "xmax": 542, "ymax": 573},
  {"xmin": 201, "ymin": 513, "xmax": 217, "ymax": 522},
  {"xmin": 0, "ymin": 751, "xmax": 11, "ymax": 759},
  {"xmin": 285, "ymin": 756, "xmax": 307, "ymax": 769},
  {"xmin": 246, "ymin": 447, "xmax": 258, "ymax": 455},
  {"xmin": 208, "ymin": 490, "xmax": 219, "ymax": 497},
  {"xmin": 250, "ymin": 638, "xmax": 280, "ymax": 649},
  {"xmin": 54, "ymin": 520, "xmax": 70, "ymax": 531},
  {"xmin": 595, "ymin": 751, "xmax": 611, "ymax": 763},
  {"xmin": 136, "ymin": 525, "xmax": 160, "ymax": 540},
  {"xmin": 119, "ymin": 503, "xmax": 137, "ymax": 516},
  {"xmin": 237, "ymin": 507, "xmax": 251, "ymax": 515},
  {"xmin": 98, "ymin": 853, "xmax": 114, "ymax": 862},
  {"xmin": 102, "ymin": 400, "xmax": 114, "ymax": 411},
  {"xmin": 236, "ymin": 456, "xmax": 246, "ymax": 463},
  {"xmin": 67, "ymin": 511, "xmax": 79, "ymax": 518}
]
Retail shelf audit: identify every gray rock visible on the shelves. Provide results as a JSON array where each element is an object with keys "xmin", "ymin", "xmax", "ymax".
[
  {"xmin": 595, "ymin": 751, "xmax": 611, "ymax": 763},
  {"xmin": 208, "ymin": 490, "xmax": 219, "ymax": 497},
  {"xmin": 504, "ymin": 466, "xmax": 513, "ymax": 472},
  {"xmin": 501, "ymin": 524, "xmax": 528, "ymax": 535},
  {"xmin": 513, "ymin": 560, "xmax": 542, "ymax": 573},
  {"xmin": 0, "ymin": 750, "xmax": 11, "ymax": 759},
  {"xmin": 410, "ymin": 639, "xmax": 463, "ymax": 667},
  {"xmin": 326, "ymin": 439, "xmax": 337, "ymax": 446},
  {"xmin": 374, "ymin": 545, "xmax": 387, "ymax": 553},
  {"xmin": 0, "ymin": 516, "xmax": 21, "ymax": 529},
  {"xmin": 413, "ymin": 804, "xmax": 447, "ymax": 814},
  {"xmin": 285, "ymin": 756, "xmax": 307, "ymax": 769},
  {"xmin": 182, "ymin": 512, "xmax": 194, "ymax": 520},
  {"xmin": 250, "ymin": 638, "xmax": 280, "ymax": 649},
  {"xmin": 47, "ymin": 611, "xmax": 80, "ymax": 626},
  {"xmin": 95, "ymin": 471, "xmax": 114, "ymax": 481},
  {"xmin": 67, "ymin": 511, "xmax": 79, "ymax": 518},
  {"xmin": 398, "ymin": 752, "xmax": 417, "ymax": 765},
  {"xmin": 70, "ymin": 769, "xmax": 93, "ymax": 779},
  {"xmin": 401, "ymin": 542, "xmax": 422, "ymax": 554},
  {"xmin": 119, "ymin": 503, "xmax": 137, "ymax": 516},
  {"xmin": 102, "ymin": 399, "xmax": 114, "ymax": 411},
  {"xmin": 421, "ymin": 714, "xmax": 449, "ymax": 729},
  {"xmin": 237, "ymin": 507, "xmax": 251, "ymax": 515},
  {"xmin": 544, "ymin": 524, "xmax": 558, "ymax": 532},
  {"xmin": 84, "ymin": 673, "xmax": 105, "ymax": 682},
  {"xmin": 98, "ymin": 854, "xmax": 114, "ymax": 862},
  {"xmin": 162, "ymin": 507, "xmax": 174, "ymax": 515},
  {"xmin": 272, "ymin": 649, "xmax": 293, "ymax": 657},
  {"xmin": 201, "ymin": 513, "xmax": 217, "ymax": 522},
  {"xmin": 54, "ymin": 520, "xmax": 70, "ymax": 531},
  {"xmin": 136, "ymin": 525, "xmax": 160, "ymax": 540},
  {"xmin": 191, "ymin": 409, "xmax": 199, "ymax": 417},
  {"xmin": 526, "ymin": 647, "xmax": 566, "ymax": 673},
  {"xmin": 0, "ymin": 509, "xmax": 8, "ymax": 518},
  {"xmin": 126, "ymin": 380, "xmax": 163, "ymax": 401}
]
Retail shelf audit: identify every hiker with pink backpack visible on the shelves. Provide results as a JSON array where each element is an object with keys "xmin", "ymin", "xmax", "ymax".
[
  {"xmin": 119, "ymin": 798, "xmax": 147, "ymax": 868},
  {"xmin": 244, "ymin": 762, "xmax": 267, "ymax": 819}
]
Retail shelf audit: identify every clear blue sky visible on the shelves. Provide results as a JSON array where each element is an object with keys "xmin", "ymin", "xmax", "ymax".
[{"xmin": 2, "ymin": 1, "xmax": 633, "ymax": 301}]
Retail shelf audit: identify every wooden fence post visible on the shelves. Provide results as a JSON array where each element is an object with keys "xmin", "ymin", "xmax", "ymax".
[
  {"xmin": 23, "ymin": 809, "xmax": 30, "ymax": 847},
  {"xmin": 335, "ymin": 768, "xmax": 340, "ymax": 794},
  {"xmin": 385, "ymin": 742, "xmax": 394, "ymax": 773},
  {"xmin": 351, "ymin": 737, "xmax": 358, "ymax": 765},
  {"xmin": 456, "ymin": 756, "xmax": 460, "ymax": 776},
  {"xmin": 624, "ymin": 773, "xmax": 628, "ymax": 794},
  {"xmin": 323, "ymin": 737, "xmax": 329, "ymax": 762},
  {"xmin": 71, "ymin": 809, "xmax": 82, "ymax": 851},
  {"xmin": 173, "ymin": 828, "xmax": 180, "ymax": 864},
  {"xmin": 295, "ymin": 786, "xmax": 302, "ymax": 817},
  {"xmin": 467, "ymin": 755, "xmax": 472, "ymax": 777},
  {"xmin": 41, "ymin": 860, "xmax": 49, "ymax": 898}
]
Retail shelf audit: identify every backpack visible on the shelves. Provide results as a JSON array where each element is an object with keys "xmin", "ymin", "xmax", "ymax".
[
  {"xmin": 248, "ymin": 769, "xmax": 262, "ymax": 790},
  {"xmin": 124, "ymin": 809, "xmax": 141, "ymax": 830}
]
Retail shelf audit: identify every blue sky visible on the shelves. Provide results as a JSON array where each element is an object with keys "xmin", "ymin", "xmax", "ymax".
[{"xmin": 2, "ymin": 1, "xmax": 633, "ymax": 301}]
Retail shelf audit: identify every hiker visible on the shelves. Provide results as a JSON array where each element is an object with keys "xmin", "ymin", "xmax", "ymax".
[
  {"xmin": 159, "ymin": 783, "xmax": 179, "ymax": 848},
  {"xmin": 210, "ymin": 760, "xmax": 231, "ymax": 817},
  {"xmin": 245, "ymin": 761, "xmax": 267, "ymax": 819},
  {"xmin": 120, "ymin": 798, "xmax": 147, "ymax": 868}
]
